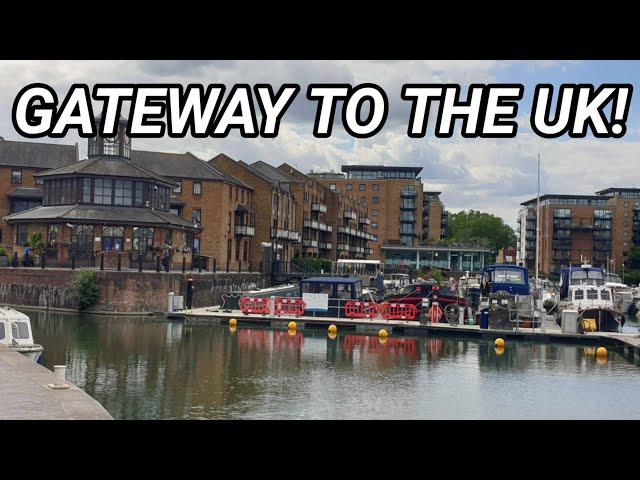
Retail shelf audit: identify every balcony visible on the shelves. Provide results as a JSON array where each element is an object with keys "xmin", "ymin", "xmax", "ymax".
[
  {"xmin": 401, "ymin": 188, "xmax": 417, "ymax": 198},
  {"xmin": 552, "ymin": 240, "xmax": 571, "ymax": 250},
  {"xmin": 337, "ymin": 243, "xmax": 349, "ymax": 251},
  {"xmin": 365, "ymin": 248, "xmax": 374, "ymax": 255},
  {"xmin": 593, "ymin": 242, "xmax": 612, "ymax": 252},
  {"xmin": 359, "ymin": 217, "xmax": 371, "ymax": 225},
  {"xmin": 234, "ymin": 225, "xmax": 255, "ymax": 237},
  {"xmin": 343, "ymin": 210, "xmax": 357, "ymax": 220},
  {"xmin": 271, "ymin": 228, "xmax": 301, "ymax": 242},
  {"xmin": 400, "ymin": 202, "xmax": 416, "ymax": 210},
  {"xmin": 312, "ymin": 203, "xmax": 327, "ymax": 213},
  {"xmin": 302, "ymin": 239, "xmax": 318, "ymax": 248},
  {"xmin": 319, "ymin": 242, "xmax": 332, "ymax": 250},
  {"xmin": 553, "ymin": 251, "xmax": 571, "ymax": 261},
  {"xmin": 303, "ymin": 219, "xmax": 319, "ymax": 230}
]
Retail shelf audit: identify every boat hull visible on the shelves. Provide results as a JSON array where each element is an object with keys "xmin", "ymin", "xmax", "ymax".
[{"xmin": 580, "ymin": 308, "xmax": 624, "ymax": 333}]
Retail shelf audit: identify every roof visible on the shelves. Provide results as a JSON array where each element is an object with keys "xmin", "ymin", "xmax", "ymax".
[
  {"xmin": 6, "ymin": 187, "xmax": 43, "ymax": 199},
  {"xmin": 341, "ymin": 165, "xmax": 423, "ymax": 173},
  {"xmin": 595, "ymin": 187, "xmax": 640, "ymax": 195},
  {"xmin": 169, "ymin": 197, "xmax": 186, "ymax": 206},
  {"xmin": 131, "ymin": 150, "xmax": 229, "ymax": 182},
  {"xmin": 204, "ymin": 154, "xmax": 252, "ymax": 189},
  {"xmin": 300, "ymin": 277, "xmax": 362, "ymax": 285},
  {"xmin": 381, "ymin": 244, "xmax": 492, "ymax": 253},
  {"xmin": 483, "ymin": 264, "xmax": 528, "ymax": 271},
  {"xmin": 521, "ymin": 194, "xmax": 613, "ymax": 206},
  {"xmin": 4, "ymin": 204, "xmax": 199, "ymax": 231},
  {"xmin": 34, "ymin": 157, "xmax": 177, "ymax": 187},
  {"xmin": 0, "ymin": 139, "xmax": 77, "ymax": 169},
  {"xmin": 250, "ymin": 161, "xmax": 303, "ymax": 184}
]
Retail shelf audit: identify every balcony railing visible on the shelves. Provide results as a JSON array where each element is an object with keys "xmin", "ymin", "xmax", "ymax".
[
  {"xmin": 311, "ymin": 203, "xmax": 327, "ymax": 213},
  {"xmin": 336, "ymin": 243, "xmax": 349, "ymax": 251},
  {"xmin": 359, "ymin": 217, "xmax": 371, "ymax": 225},
  {"xmin": 234, "ymin": 225, "xmax": 255, "ymax": 236},
  {"xmin": 302, "ymin": 239, "xmax": 318, "ymax": 248},
  {"xmin": 271, "ymin": 228, "xmax": 301, "ymax": 242},
  {"xmin": 319, "ymin": 242, "xmax": 332, "ymax": 250},
  {"xmin": 401, "ymin": 189, "xmax": 417, "ymax": 198},
  {"xmin": 343, "ymin": 210, "xmax": 357, "ymax": 220}
]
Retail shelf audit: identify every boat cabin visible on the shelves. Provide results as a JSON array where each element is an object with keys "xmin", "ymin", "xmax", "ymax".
[
  {"xmin": 0, "ymin": 307, "xmax": 35, "ymax": 347},
  {"xmin": 480, "ymin": 264, "xmax": 530, "ymax": 297},
  {"xmin": 559, "ymin": 265, "xmax": 604, "ymax": 300},
  {"xmin": 300, "ymin": 277, "xmax": 363, "ymax": 300}
]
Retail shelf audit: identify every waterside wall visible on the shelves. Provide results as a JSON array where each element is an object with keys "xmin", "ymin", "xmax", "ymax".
[{"xmin": 0, "ymin": 268, "xmax": 269, "ymax": 314}]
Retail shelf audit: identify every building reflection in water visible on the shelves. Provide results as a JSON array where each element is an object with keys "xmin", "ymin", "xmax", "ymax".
[{"xmin": 26, "ymin": 309, "xmax": 637, "ymax": 419}]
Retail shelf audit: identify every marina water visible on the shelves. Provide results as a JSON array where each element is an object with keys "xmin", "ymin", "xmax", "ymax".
[{"xmin": 27, "ymin": 309, "xmax": 640, "ymax": 420}]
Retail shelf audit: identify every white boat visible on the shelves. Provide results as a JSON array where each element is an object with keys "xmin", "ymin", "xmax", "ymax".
[
  {"xmin": 604, "ymin": 273, "xmax": 635, "ymax": 314},
  {"xmin": 0, "ymin": 307, "xmax": 44, "ymax": 362},
  {"xmin": 559, "ymin": 284, "xmax": 624, "ymax": 332}
]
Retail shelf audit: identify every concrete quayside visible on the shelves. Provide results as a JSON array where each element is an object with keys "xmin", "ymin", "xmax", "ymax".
[{"xmin": 0, "ymin": 345, "xmax": 112, "ymax": 420}]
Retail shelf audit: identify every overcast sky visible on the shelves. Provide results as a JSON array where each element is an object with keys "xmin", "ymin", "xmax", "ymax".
[{"xmin": 1, "ymin": 60, "xmax": 638, "ymax": 227}]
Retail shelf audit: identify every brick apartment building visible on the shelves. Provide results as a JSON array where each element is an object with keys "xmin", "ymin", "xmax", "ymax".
[
  {"xmin": 0, "ymin": 138, "xmax": 79, "ymax": 251},
  {"xmin": 422, "ymin": 191, "xmax": 447, "ymax": 242},
  {"xmin": 278, "ymin": 163, "xmax": 374, "ymax": 260},
  {"xmin": 517, "ymin": 194, "xmax": 614, "ymax": 275},
  {"xmin": 310, "ymin": 165, "xmax": 424, "ymax": 259},
  {"xmin": 209, "ymin": 153, "xmax": 299, "ymax": 268}
]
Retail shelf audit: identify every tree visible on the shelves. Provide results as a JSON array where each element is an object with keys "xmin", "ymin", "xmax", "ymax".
[{"xmin": 445, "ymin": 210, "xmax": 516, "ymax": 252}]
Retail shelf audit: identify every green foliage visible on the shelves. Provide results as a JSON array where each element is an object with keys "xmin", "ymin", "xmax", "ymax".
[
  {"xmin": 429, "ymin": 268, "xmax": 445, "ymax": 284},
  {"xmin": 446, "ymin": 210, "xmax": 517, "ymax": 252},
  {"xmin": 29, "ymin": 233, "xmax": 44, "ymax": 257},
  {"xmin": 72, "ymin": 270, "xmax": 100, "ymax": 310},
  {"xmin": 293, "ymin": 256, "xmax": 332, "ymax": 272},
  {"xmin": 0, "ymin": 247, "xmax": 7, "ymax": 257}
]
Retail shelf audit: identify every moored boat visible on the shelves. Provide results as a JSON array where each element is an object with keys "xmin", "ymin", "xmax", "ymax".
[{"xmin": 0, "ymin": 307, "xmax": 44, "ymax": 361}]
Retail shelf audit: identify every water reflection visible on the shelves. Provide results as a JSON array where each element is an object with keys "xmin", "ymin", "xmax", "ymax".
[{"xmin": 27, "ymin": 309, "xmax": 640, "ymax": 419}]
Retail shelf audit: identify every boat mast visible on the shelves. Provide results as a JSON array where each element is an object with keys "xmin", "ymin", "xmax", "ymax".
[{"xmin": 536, "ymin": 153, "xmax": 540, "ymax": 286}]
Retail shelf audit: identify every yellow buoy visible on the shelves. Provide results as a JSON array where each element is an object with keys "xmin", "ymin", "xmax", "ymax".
[
  {"xmin": 378, "ymin": 329, "xmax": 389, "ymax": 338},
  {"xmin": 229, "ymin": 318, "xmax": 237, "ymax": 327},
  {"xmin": 328, "ymin": 332, "xmax": 337, "ymax": 340},
  {"xmin": 287, "ymin": 328, "xmax": 297, "ymax": 336},
  {"xmin": 288, "ymin": 321, "xmax": 297, "ymax": 330},
  {"xmin": 596, "ymin": 346, "xmax": 608, "ymax": 357},
  {"xmin": 597, "ymin": 356, "xmax": 608, "ymax": 365},
  {"xmin": 229, "ymin": 325, "xmax": 237, "ymax": 333},
  {"xmin": 495, "ymin": 338, "xmax": 505, "ymax": 348},
  {"xmin": 495, "ymin": 346, "xmax": 505, "ymax": 355},
  {"xmin": 378, "ymin": 336, "xmax": 388, "ymax": 345},
  {"xmin": 328, "ymin": 324, "xmax": 337, "ymax": 334}
]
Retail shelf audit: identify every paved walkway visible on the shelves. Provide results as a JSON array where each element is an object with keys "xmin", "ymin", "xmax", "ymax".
[{"xmin": 0, "ymin": 346, "xmax": 112, "ymax": 420}]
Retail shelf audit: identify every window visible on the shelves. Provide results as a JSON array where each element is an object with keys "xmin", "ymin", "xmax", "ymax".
[
  {"xmin": 47, "ymin": 225, "xmax": 59, "ymax": 246},
  {"xmin": 586, "ymin": 289, "xmax": 598, "ymax": 300},
  {"xmin": 133, "ymin": 227, "xmax": 154, "ymax": 254},
  {"xmin": 235, "ymin": 237, "xmax": 241, "ymax": 260},
  {"xmin": 82, "ymin": 178, "xmax": 91, "ymax": 202},
  {"xmin": 372, "ymin": 222, "xmax": 378, "ymax": 229},
  {"xmin": 192, "ymin": 209, "xmax": 201, "ymax": 226},
  {"xmin": 372, "ymin": 196, "xmax": 380, "ymax": 204},
  {"xmin": 94, "ymin": 178, "xmax": 113, "ymax": 205},
  {"xmin": 359, "ymin": 184, "xmax": 365, "ymax": 191},
  {"xmin": 11, "ymin": 322, "xmax": 30, "ymax": 340},
  {"xmin": 330, "ymin": 184, "xmax": 336, "ymax": 190},
  {"xmin": 360, "ymin": 196, "xmax": 366, "ymax": 205},
  {"xmin": 574, "ymin": 289, "xmax": 584, "ymax": 300},
  {"xmin": 165, "ymin": 229, "xmax": 173, "ymax": 246},
  {"xmin": 601, "ymin": 290, "xmax": 611, "ymax": 301},
  {"xmin": 71, "ymin": 225, "xmax": 94, "ymax": 258},
  {"xmin": 10, "ymin": 199, "xmax": 40, "ymax": 213},
  {"xmin": 229, "ymin": 185, "xmax": 232, "ymax": 199},
  {"xmin": 113, "ymin": 180, "xmax": 133, "ymax": 206},
  {"xmin": 169, "ymin": 207, "xmax": 181, "ymax": 217},
  {"xmin": 11, "ymin": 170, "xmax": 22, "ymax": 184},
  {"xmin": 0, "ymin": 323, "xmax": 4, "ymax": 340},
  {"xmin": 373, "ymin": 184, "xmax": 379, "ymax": 191},
  {"xmin": 16, "ymin": 225, "xmax": 28, "ymax": 246},
  {"xmin": 174, "ymin": 180, "xmax": 182, "ymax": 194},
  {"xmin": 135, "ymin": 182, "xmax": 145, "ymax": 207},
  {"xmin": 493, "ymin": 269, "xmax": 525, "ymax": 284},
  {"xmin": 372, "ymin": 209, "xmax": 379, "ymax": 216},
  {"xmin": 346, "ymin": 184, "xmax": 353, "ymax": 190},
  {"xmin": 102, "ymin": 226, "xmax": 124, "ymax": 252},
  {"xmin": 228, "ymin": 212, "xmax": 232, "ymax": 233},
  {"xmin": 193, "ymin": 181, "xmax": 202, "ymax": 195}
]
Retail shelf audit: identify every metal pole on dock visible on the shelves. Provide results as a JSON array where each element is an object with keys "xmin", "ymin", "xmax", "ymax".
[{"xmin": 536, "ymin": 153, "xmax": 540, "ymax": 286}]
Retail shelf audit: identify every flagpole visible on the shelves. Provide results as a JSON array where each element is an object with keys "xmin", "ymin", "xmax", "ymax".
[{"xmin": 536, "ymin": 153, "xmax": 540, "ymax": 285}]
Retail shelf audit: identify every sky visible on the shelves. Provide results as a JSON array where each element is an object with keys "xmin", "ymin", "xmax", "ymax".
[{"xmin": 1, "ymin": 60, "xmax": 639, "ymax": 228}]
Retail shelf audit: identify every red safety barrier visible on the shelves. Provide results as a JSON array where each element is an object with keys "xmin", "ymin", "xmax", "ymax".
[
  {"xmin": 429, "ymin": 303, "xmax": 443, "ymax": 323},
  {"xmin": 274, "ymin": 297, "xmax": 306, "ymax": 317},
  {"xmin": 380, "ymin": 303, "xmax": 418, "ymax": 321},
  {"xmin": 344, "ymin": 301, "xmax": 380, "ymax": 319},
  {"xmin": 239, "ymin": 296, "xmax": 270, "ymax": 315}
]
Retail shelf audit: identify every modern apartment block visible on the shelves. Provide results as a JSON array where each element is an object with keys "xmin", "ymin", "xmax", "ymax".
[
  {"xmin": 517, "ymin": 195, "xmax": 614, "ymax": 275},
  {"xmin": 422, "ymin": 191, "xmax": 447, "ymax": 242},
  {"xmin": 209, "ymin": 154, "xmax": 298, "ymax": 268},
  {"xmin": 594, "ymin": 188, "xmax": 640, "ymax": 270},
  {"xmin": 310, "ymin": 165, "xmax": 424, "ymax": 259}
]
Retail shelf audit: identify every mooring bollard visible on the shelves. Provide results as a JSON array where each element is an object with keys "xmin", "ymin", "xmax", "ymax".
[{"xmin": 48, "ymin": 365, "xmax": 70, "ymax": 390}]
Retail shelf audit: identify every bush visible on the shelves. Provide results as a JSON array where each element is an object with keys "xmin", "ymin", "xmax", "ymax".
[
  {"xmin": 0, "ymin": 247, "xmax": 7, "ymax": 258},
  {"xmin": 429, "ymin": 268, "xmax": 446, "ymax": 285},
  {"xmin": 293, "ymin": 256, "xmax": 332, "ymax": 272},
  {"xmin": 72, "ymin": 270, "xmax": 100, "ymax": 310}
]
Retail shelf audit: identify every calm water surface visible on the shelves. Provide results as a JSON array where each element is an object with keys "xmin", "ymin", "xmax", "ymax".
[{"xmin": 27, "ymin": 310, "xmax": 640, "ymax": 420}]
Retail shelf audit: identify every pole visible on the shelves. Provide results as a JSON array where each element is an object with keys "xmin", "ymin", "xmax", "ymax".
[{"xmin": 536, "ymin": 153, "xmax": 541, "ymax": 286}]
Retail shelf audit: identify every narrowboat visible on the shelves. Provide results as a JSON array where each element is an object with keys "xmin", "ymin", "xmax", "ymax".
[{"xmin": 0, "ymin": 307, "xmax": 44, "ymax": 362}]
